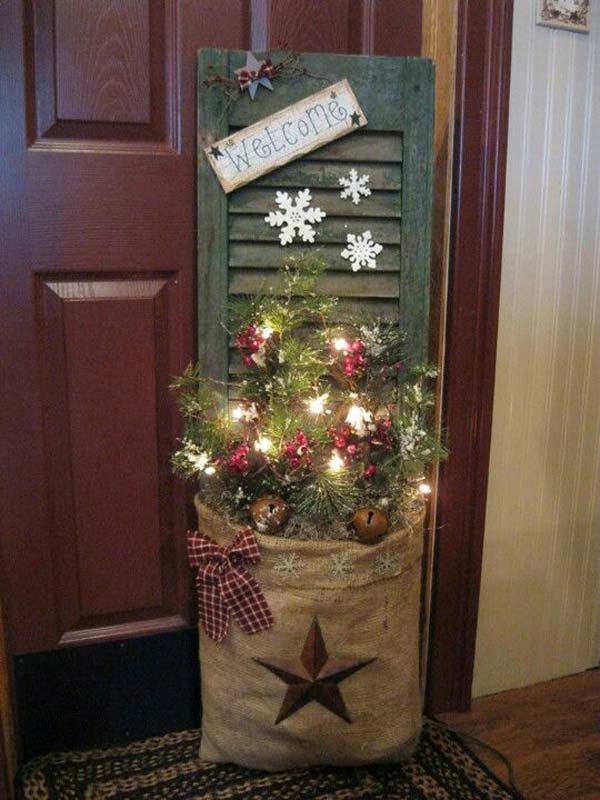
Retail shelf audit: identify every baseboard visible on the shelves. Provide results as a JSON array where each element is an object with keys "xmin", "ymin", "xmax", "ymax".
[{"xmin": 14, "ymin": 628, "xmax": 200, "ymax": 761}]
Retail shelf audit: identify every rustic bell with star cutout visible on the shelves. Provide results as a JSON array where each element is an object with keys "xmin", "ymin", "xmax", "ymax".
[
  {"xmin": 351, "ymin": 506, "xmax": 389, "ymax": 544},
  {"xmin": 249, "ymin": 494, "xmax": 290, "ymax": 533}
]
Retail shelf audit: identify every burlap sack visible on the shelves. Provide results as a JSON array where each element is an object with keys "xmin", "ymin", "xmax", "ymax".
[{"xmin": 194, "ymin": 496, "xmax": 424, "ymax": 771}]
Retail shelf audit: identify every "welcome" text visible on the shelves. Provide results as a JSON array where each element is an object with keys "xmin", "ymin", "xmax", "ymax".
[{"xmin": 204, "ymin": 80, "xmax": 367, "ymax": 193}]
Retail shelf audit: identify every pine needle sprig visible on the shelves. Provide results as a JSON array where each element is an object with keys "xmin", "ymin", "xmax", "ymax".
[
  {"xmin": 292, "ymin": 470, "xmax": 361, "ymax": 522},
  {"xmin": 170, "ymin": 252, "xmax": 447, "ymax": 535}
]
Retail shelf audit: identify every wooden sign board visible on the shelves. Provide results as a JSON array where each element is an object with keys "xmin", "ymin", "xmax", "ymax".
[{"xmin": 204, "ymin": 79, "xmax": 368, "ymax": 193}]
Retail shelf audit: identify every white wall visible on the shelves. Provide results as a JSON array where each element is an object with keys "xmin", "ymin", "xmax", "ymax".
[{"xmin": 473, "ymin": 0, "xmax": 600, "ymax": 697}]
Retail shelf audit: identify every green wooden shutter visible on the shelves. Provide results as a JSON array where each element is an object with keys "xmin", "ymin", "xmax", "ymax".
[{"xmin": 197, "ymin": 50, "xmax": 434, "ymax": 388}]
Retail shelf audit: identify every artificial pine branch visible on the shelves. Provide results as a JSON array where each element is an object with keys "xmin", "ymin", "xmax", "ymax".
[
  {"xmin": 292, "ymin": 470, "xmax": 360, "ymax": 522},
  {"xmin": 170, "ymin": 252, "xmax": 448, "ymax": 535}
]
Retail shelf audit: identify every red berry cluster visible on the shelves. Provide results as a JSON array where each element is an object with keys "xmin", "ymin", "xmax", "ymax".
[
  {"xmin": 340, "ymin": 339, "xmax": 367, "ymax": 377},
  {"xmin": 370, "ymin": 416, "xmax": 393, "ymax": 448},
  {"xmin": 235, "ymin": 324, "xmax": 267, "ymax": 367},
  {"xmin": 282, "ymin": 430, "xmax": 311, "ymax": 471},
  {"xmin": 380, "ymin": 361, "xmax": 403, "ymax": 377},
  {"xmin": 329, "ymin": 424, "xmax": 362, "ymax": 463},
  {"xmin": 224, "ymin": 443, "xmax": 250, "ymax": 474},
  {"xmin": 328, "ymin": 416, "xmax": 393, "ymax": 480}
]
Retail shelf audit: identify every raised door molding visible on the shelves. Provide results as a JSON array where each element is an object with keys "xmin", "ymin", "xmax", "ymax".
[
  {"xmin": 36, "ymin": 274, "xmax": 186, "ymax": 646},
  {"xmin": 24, "ymin": 0, "xmax": 179, "ymax": 153}
]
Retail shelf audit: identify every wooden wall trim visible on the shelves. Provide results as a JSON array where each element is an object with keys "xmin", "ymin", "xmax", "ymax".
[
  {"xmin": 426, "ymin": 0, "xmax": 514, "ymax": 712},
  {"xmin": 421, "ymin": 0, "xmax": 458, "ymax": 354},
  {"xmin": 420, "ymin": 0, "xmax": 458, "ymax": 691}
]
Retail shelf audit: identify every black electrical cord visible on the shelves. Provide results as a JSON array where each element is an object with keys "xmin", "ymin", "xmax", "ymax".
[{"xmin": 427, "ymin": 716, "xmax": 526, "ymax": 799}]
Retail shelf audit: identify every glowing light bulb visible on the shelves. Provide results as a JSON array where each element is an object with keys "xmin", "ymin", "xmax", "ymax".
[
  {"xmin": 418, "ymin": 482, "xmax": 432, "ymax": 496},
  {"xmin": 345, "ymin": 404, "xmax": 363, "ymax": 425},
  {"xmin": 261, "ymin": 325, "xmax": 273, "ymax": 339},
  {"xmin": 307, "ymin": 393, "xmax": 328, "ymax": 415},
  {"xmin": 231, "ymin": 406, "xmax": 243, "ymax": 421},
  {"xmin": 345, "ymin": 404, "xmax": 373, "ymax": 437},
  {"xmin": 333, "ymin": 337, "xmax": 349, "ymax": 352},
  {"xmin": 204, "ymin": 465, "xmax": 216, "ymax": 476},
  {"xmin": 328, "ymin": 451, "xmax": 345, "ymax": 472},
  {"xmin": 190, "ymin": 452, "xmax": 209, "ymax": 471},
  {"xmin": 254, "ymin": 436, "xmax": 272, "ymax": 453}
]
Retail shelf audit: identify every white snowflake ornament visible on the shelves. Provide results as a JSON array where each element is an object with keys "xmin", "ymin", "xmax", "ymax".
[
  {"xmin": 341, "ymin": 230, "xmax": 383, "ymax": 271},
  {"xmin": 338, "ymin": 169, "xmax": 371, "ymax": 205},
  {"xmin": 264, "ymin": 189, "xmax": 326, "ymax": 246},
  {"xmin": 273, "ymin": 553, "xmax": 302, "ymax": 578},
  {"xmin": 328, "ymin": 553, "xmax": 354, "ymax": 578}
]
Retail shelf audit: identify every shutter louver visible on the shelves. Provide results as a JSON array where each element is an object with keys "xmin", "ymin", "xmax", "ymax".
[{"xmin": 198, "ymin": 50, "xmax": 433, "ymax": 392}]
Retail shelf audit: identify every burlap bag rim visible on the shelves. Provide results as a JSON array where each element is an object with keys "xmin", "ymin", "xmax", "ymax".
[{"xmin": 194, "ymin": 495, "xmax": 425, "ymax": 589}]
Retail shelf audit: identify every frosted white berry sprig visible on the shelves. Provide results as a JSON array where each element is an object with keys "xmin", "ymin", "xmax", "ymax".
[
  {"xmin": 338, "ymin": 169, "xmax": 371, "ymax": 205},
  {"xmin": 340, "ymin": 230, "xmax": 383, "ymax": 271},
  {"xmin": 264, "ymin": 188, "xmax": 326, "ymax": 246}
]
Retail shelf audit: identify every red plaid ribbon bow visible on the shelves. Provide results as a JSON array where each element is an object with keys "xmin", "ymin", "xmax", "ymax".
[
  {"xmin": 187, "ymin": 528, "xmax": 273, "ymax": 642},
  {"xmin": 237, "ymin": 58, "xmax": 275, "ymax": 90}
]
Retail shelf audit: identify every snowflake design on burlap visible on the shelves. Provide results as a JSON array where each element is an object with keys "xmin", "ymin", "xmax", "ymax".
[
  {"xmin": 264, "ymin": 189, "xmax": 326, "ymax": 245},
  {"xmin": 374, "ymin": 549, "xmax": 401, "ymax": 577},
  {"xmin": 338, "ymin": 169, "xmax": 371, "ymax": 205},
  {"xmin": 341, "ymin": 230, "xmax": 383, "ymax": 271},
  {"xmin": 273, "ymin": 553, "xmax": 302, "ymax": 578},
  {"xmin": 328, "ymin": 553, "xmax": 354, "ymax": 578}
]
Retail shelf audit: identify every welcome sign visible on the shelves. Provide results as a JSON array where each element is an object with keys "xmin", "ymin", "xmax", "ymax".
[{"xmin": 204, "ymin": 79, "xmax": 367, "ymax": 193}]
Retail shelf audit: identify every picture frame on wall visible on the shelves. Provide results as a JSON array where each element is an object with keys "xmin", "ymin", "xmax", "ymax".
[{"xmin": 537, "ymin": 0, "xmax": 591, "ymax": 32}]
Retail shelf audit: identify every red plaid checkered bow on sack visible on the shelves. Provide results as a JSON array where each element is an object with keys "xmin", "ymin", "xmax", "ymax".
[{"xmin": 188, "ymin": 528, "xmax": 274, "ymax": 642}]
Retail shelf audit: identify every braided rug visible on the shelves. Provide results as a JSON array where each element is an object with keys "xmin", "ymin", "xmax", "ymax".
[{"xmin": 16, "ymin": 719, "xmax": 519, "ymax": 800}]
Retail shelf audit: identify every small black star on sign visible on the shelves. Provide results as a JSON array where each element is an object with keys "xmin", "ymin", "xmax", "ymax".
[
  {"xmin": 209, "ymin": 145, "xmax": 224, "ymax": 159},
  {"xmin": 350, "ymin": 111, "xmax": 362, "ymax": 126},
  {"xmin": 254, "ymin": 617, "xmax": 376, "ymax": 725},
  {"xmin": 330, "ymin": 91, "xmax": 337, "ymax": 99}
]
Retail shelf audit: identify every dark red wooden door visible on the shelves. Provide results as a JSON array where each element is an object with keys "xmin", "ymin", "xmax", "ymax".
[{"xmin": 1, "ymin": 0, "xmax": 422, "ymax": 756}]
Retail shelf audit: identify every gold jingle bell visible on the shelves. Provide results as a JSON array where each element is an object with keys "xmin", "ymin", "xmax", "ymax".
[
  {"xmin": 249, "ymin": 495, "xmax": 290, "ymax": 533},
  {"xmin": 351, "ymin": 506, "xmax": 389, "ymax": 544}
]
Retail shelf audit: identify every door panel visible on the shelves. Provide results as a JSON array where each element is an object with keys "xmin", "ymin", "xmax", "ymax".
[
  {"xmin": 37, "ymin": 275, "xmax": 180, "ymax": 644},
  {"xmin": 25, "ymin": 0, "xmax": 175, "ymax": 147},
  {"xmin": 54, "ymin": 1, "xmax": 151, "ymax": 125},
  {"xmin": 261, "ymin": 0, "xmax": 422, "ymax": 56},
  {"xmin": 2, "ymin": 0, "xmax": 423, "ymax": 756}
]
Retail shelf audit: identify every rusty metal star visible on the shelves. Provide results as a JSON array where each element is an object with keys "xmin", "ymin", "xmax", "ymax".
[
  {"xmin": 254, "ymin": 617, "xmax": 375, "ymax": 725},
  {"xmin": 234, "ymin": 52, "xmax": 274, "ymax": 100}
]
